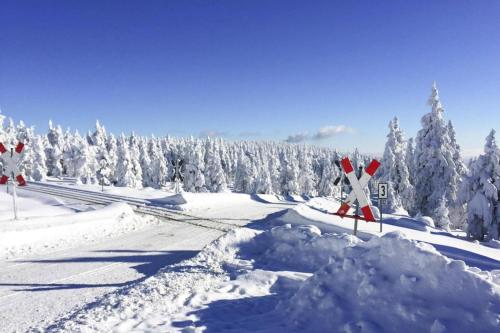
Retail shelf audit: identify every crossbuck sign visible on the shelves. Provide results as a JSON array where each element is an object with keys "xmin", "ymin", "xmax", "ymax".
[
  {"xmin": 336, "ymin": 157, "xmax": 380, "ymax": 222},
  {"xmin": 0, "ymin": 142, "xmax": 26, "ymax": 186}
]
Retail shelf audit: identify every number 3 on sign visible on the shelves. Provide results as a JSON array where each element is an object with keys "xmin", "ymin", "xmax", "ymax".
[{"xmin": 378, "ymin": 183, "xmax": 388, "ymax": 200}]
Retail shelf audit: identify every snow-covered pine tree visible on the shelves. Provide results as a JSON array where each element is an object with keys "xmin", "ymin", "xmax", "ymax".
[
  {"xmin": 63, "ymin": 131, "xmax": 97, "ymax": 184},
  {"xmin": 447, "ymin": 120, "xmax": 468, "ymax": 229},
  {"xmin": 105, "ymin": 133, "xmax": 118, "ymax": 185},
  {"xmin": 204, "ymin": 139, "xmax": 227, "ymax": 192},
  {"xmin": 233, "ymin": 151, "xmax": 256, "ymax": 193},
  {"xmin": 413, "ymin": 83, "xmax": 458, "ymax": 229},
  {"xmin": 405, "ymin": 137, "xmax": 415, "ymax": 186},
  {"xmin": 317, "ymin": 156, "xmax": 338, "ymax": 197},
  {"xmin": 147, "ymin": 136, "xmax": 168, "ymax": 189},
  {"xmin": 115, "ymin": 134, "xmax": 142, "ymax": 188},
  {"xmin": 138, "ymin": 137, "xmax": 153, "ymax": 187},
  {"xmin": 268, "ymin": 146, "xmax": 281, "ymax": 194},
  {"xmin": 298, "ymin": 147, "xmax": 317, "ymax": 197},
  {"xmin": 45, "ymin": 121, "xmax": 64, "ymax": 177},
  {"xmin": 16, "ymin": 121, "xmax": 35, "ymax": 179},
  {"xmin": 90, "ymin": 120, "xmax": 111, "ymax": 185},
  {"xmin": 379, "ymin": 117, "xmax": 414, "ymax": 213},
  {"xmin": 182, "ymin": 139, "xmax": 206, "ymax": 192},
  {"xmin": 254, "ymin": 164, "xmax": 273, "ymax": 194},
  {"xmin": 30, "ymin": 135, "xmax": 48, "ymax": 181},
  {"xmin": 459, "ymin": 130, "xmax": 500, "ymax": 240},
  {"xmin": 128, "ymin": 133, "xmax": 143, "ymax": 187},
  {"xmin": 279, "ymin": 148, "xmax": 300, "ymax": 195}
]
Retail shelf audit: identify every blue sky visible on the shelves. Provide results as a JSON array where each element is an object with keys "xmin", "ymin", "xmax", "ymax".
[{"xmin": 1, "ymin": 0, "xmax": 499, "ymax": 155}]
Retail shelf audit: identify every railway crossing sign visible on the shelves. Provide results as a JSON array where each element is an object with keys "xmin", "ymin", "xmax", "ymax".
[
  {"xmin": 171, "ymin": 159, "xmax": 184, "ymax": 194},
  {"xmin": 336, "ymin": 157, "xmax": 380, "ymax": 223},
  {"xmin": 0, "ymin": 142, "xmax": 26, "ymax": 186},
  {"xmin": 0, "ymin": 141, "xmax": 27, "ymax": 220}
]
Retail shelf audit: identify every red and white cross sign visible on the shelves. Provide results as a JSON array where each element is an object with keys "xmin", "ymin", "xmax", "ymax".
[
  {"xmin": 336, "ymin": 157, "xmax": 380, "ymax": 222},
  {"xmin": 0, "ymin": 142, "xmax": 26, "ymax": 186}
]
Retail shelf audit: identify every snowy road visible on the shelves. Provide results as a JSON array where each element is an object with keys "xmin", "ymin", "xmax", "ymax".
[{"xmin": 0, "ymin": 220, "xmax": 222, "ymax": 332}]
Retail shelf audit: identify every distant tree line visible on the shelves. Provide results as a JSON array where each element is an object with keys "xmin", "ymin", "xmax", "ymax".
[{"xmin": 0, "ymin": 115, "xmax": 374, "ymax": 200}]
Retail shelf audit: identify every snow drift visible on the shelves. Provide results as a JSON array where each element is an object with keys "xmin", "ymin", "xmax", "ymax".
[
  {"xmin": 52, "ymin": 223, "xmax": 500, "ymax": 333},
  {"xmin": 284, "ymin": 231, "xmax": 500, "ymax": 333}
]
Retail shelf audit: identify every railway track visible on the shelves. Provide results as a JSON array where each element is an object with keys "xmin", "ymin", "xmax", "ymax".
[{"xmin": 21, "ymin": 182, "xmax": 241, "ymax": 232}]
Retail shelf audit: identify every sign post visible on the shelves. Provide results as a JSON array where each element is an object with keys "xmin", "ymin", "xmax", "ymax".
[
  {"xmin": 377, "ymin": 182, "xmax": 388, "ymax": 232},
  {"xmin": 335, "ymin": 157, "xmax": 380, "ymax": 236},
  {"xmin": 171, "ymin": 159, "xmax": 184, "ymax": 194},
  {"xmin": 0, "ymin": 142, "xmax": 27, "ymax": 220}
]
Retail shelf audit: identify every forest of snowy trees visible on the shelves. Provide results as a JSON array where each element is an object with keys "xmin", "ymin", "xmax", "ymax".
[
  {"xmin": 0, "ymin": 83, "xmax": 498, "ymax": 240},
  {"xmin": 0, "ymin": 113, "xmax": 373, "ymax": 200}
]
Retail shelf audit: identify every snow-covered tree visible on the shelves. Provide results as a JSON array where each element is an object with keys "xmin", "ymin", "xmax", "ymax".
[
  {"xmin": 204, "ymin": 139, "xmax": 227, "ymax": 192},
  {"xmin": 115, "ymin": 134, "xmax": 142, "ymax": 188},
  {"xmin": 447, "ymin": 120, "xmax": 468, "ymax": 229},
  {"xmin": 183, "ymin": 139, "xmax": 206, "ymax": 192},
  {"xmin": 279, "ymin": 149, "xmax": 300, "ymax": 195},
  {"xmin": 147, "ymin": 137, "xmax": 168, "ymax": 188},
  {"xmin": 317, "ymin": 156, "xmax": 338, "ymax": 197},
  {"xmin": 459, "ymin": 130, "xmax": 500, "ymax": 240},
  {"xmin": 30, "ymin": 136, "xmax": 48, "ymax": 181},
  {"xmin": 45, "ymin": 121, "xmax": 64, "ymax": 177},
  {"xmin": 234, "ymin": 151, "xmax": 256, "ymax": 193},
  {"xmin": 106, "ymin": 133, "xmax": 118, "ymax": 185},
  {"xmin": 128, "ymin": 133, "xmax": 143, "ymax": 186},
  {"xmin": 413, "ymin": 83, "xmax": 458, "ymax": 229},
  {"xmin": 379, "ymin": 117, "xmax": 414, "ymax": 214},
  {"xmin": 298, "ymin": 148, "xmax": 317, "ymax": 196},
  {"xmin": 406, "ymin": 137, "xmax": 415, "ymax": 185},
  {"xmin": 138, "ymin": 137, "xmax": 153, "ymax": 187}
]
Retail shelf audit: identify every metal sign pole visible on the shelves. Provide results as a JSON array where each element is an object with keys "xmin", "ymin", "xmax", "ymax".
[
  {"xmin": 377, "ymin": 182, "xmax": 388, "ymax": 233},
  {"xmin": 353, "ymin": 166, "xmax": 363, "ymax": 236},
  {"xmin": 12, "ymin": 178, "xmax": 18, "ymax": 220},
  {"xmin": 379, "ymin": 198, "xmax": 382, "ymax": 232},
  {"xmin": 353, "ymin": 199, "xmax": 359, "ymax": 236}
]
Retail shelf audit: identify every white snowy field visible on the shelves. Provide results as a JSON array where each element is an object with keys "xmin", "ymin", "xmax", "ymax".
[{"xmin": 25, "ymin": 187, "xmax": 499, "ymax": 333}]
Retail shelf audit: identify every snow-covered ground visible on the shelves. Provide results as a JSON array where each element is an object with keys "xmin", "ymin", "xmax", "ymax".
[
  {"xmin": 29, "ymin": 192, "xmax": 499, "ymax": 333},
  {"xmin": 0, "ymin": 183, "xmax": 295, "ymax": 332}
]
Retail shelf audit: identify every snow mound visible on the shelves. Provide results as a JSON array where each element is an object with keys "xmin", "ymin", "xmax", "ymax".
[
  {"xmin": 247, "ymin": 224, "xmax": 360, "ymax": 272},
  {"xmin": 152, "ymin": 193, "xmax": 188, "ymax": 206},
  {"xmin": 0, "ymin": 202, "xmax": 158, "ymax": 260},
  {"xmin": 415, "ymin": 214, "xmax": 436, "ymax": 228},
  {"xmin": 277, "ymin": 204, "xmax": 348, "ymax": 234},
  {"xmin": 283, "ymin": 231, "xmax": 500, "ymax": 333}
]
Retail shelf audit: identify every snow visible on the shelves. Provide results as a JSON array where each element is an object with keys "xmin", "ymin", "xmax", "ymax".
[
  {"xmin": 44, "ymin": 195, "xmax": 500, "ymax": 333},
  {"xmin": 285, "ymin": 231, "xmax": 500, "ymax": 333},
  {"xmin": 1, "ymin": 181, "xmax": 499, "ymax": 332},
  {"xmin": 0, "ymin": 189, "xmax": 160, "ymax": 260}
]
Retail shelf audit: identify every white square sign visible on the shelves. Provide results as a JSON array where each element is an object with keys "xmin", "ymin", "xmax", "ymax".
[{"xmin": 378, "ymin": 182, "xmax": 388, "ymax": 199}]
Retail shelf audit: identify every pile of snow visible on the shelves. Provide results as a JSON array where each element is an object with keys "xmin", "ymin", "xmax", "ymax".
[
  {"xmin": 0, "ymin": 202, "xmax": 159, "ymax": 260},
  {"xmin": 50, "ymin": 223, "xmax": 500, "ymax": 333},
  {"xmin": 284, "ymin": 231, "xmax": 500, "ymax": 332},
  {"xmin": 0, "ymin": 190, "xmax": 74, "ymax": 221},
  {"xmin": 415, "ymin": 214, "xmax": 436, "ymax": 228},
  {"xmin": 151, "ymin": 193, "xmax": 188, "ymax": 206},
  {"xmin": 247, "ymin": 224, "xmax": 360, "ymax": 272}
]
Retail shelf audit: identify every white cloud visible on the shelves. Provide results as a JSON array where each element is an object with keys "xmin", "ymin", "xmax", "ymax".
[
  {"xmin": 285, "ymin": 132, "xmax": 309, "ymax": 143},
  {"xmin": 312, "ymin": 125, "xmax": 355, "ymax": 140}
]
